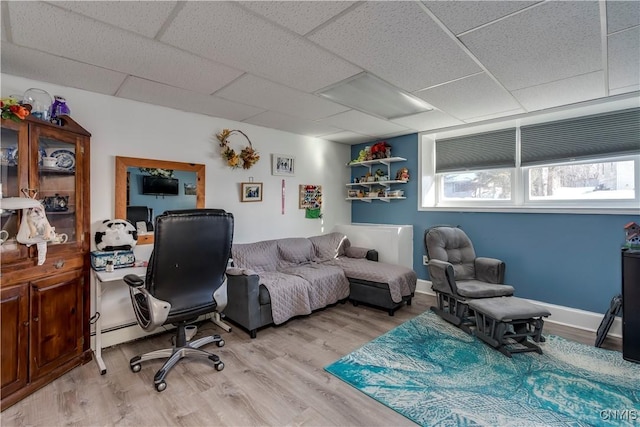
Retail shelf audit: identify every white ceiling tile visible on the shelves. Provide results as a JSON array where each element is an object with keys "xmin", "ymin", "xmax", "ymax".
[
  {"xmin": 160, "ymin": 2, "xmax": 361, "ymax": 92},
  {"xmin": 606, "ymin": 1, "xmax": 640, "ymax": 34},
  {"xmin": 8, "ymin": 2, "xmax": 243, "ymax": 94},
  {"xmin": 1, "ymin": 42, "xmax": 127, "ymax": 95},
  {"xmin": 309, "ymin": 1, "xmax": 481, "ymax": 92},
  {"xmin": 317, "ymin": 110, "xmax": 410, "ymax": 135},
  {"xmin": 244, "ymin": 111, "xmax": 342, "ymax": 137},
  {"xmin": 460, "ymin": 1, "xmax": 602, "ymax": 91},
  {"xmin": 608, "ymin": 27, "xmax": 640, "ymax": 92},
  {"xmin": 48, "ymin": 1, "xmax": 177, "ymax": 38},
  {"xmin": 240, "ymin": 1, "xmax": 357, "ymax": 35},
  {"xmin": 422, "ymin": 1, "xmax": 540, "ymax": 35},
  {"xmin": 215, "ymin": 74, "xmax": 349, "ymax": 121},
  {"xmin": 463, "ymin": 108, "xmax": 525, "ymax": 124},
  {"xmin": 118, "ymin": 77, "xmax": 265, "ymax": 122},
  {"xmin": 511, "ymin": 72, "xmax": 605, "ymax": 112},
  {"xmin": 322, "ymin": 131, "xmax": 376, "ymax": 145},
  {"xmin": 415, "ymin": 73, "xmax": 522, "ymax": 120},
  {"xmin": 391, "ymin": 110, "xmax": 464, "ymax": 132}
]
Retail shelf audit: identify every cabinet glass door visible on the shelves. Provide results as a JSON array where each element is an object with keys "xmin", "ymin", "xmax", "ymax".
[
  {"xmin": 36, "ymin": 131, "xmax": 77, "ymax": 246},
  {"xmin": 1, "ymin": 123, "xmax": 25, "ymax": 257}
]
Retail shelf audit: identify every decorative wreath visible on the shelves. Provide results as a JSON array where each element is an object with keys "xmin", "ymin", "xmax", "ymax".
[{"xmin": 216, "ymin": 129, "xmax": 260, "ymax": 170}]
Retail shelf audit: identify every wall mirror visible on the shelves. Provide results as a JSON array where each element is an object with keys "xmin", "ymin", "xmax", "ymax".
[{"xmin": 115, "ymin": 156, "xmax": 205, "ymax": 245}]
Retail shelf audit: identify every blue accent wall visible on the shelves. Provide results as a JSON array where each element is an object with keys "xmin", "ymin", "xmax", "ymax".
[{"xmin": 351, "ymin": 134, "xmax": 639, "ymax": 314}]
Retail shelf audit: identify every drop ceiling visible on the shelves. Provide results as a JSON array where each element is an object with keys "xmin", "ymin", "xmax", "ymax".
[{"xmin": 1, "ymin": 1, "xmax": 638, "ymax": 144}]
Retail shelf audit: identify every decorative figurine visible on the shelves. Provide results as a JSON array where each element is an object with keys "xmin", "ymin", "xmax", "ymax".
[{"xmin": 396, "ymin": 167, "xmax": 410, "ymax": 182}]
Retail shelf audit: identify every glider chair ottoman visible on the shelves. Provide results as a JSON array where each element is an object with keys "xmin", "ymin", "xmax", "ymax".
[{"xmin": 424, "ymin": 225, "xmax": 515, "ymax": 332}]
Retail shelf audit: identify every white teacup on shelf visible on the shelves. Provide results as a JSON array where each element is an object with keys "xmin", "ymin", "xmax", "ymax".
[
  {"xmin": 51, "ymin": 233, "xmax": 68, "ymax": 244},
  {"xmin": 43, "ymin": 157, "xmax": 57, "ymax": 168}
]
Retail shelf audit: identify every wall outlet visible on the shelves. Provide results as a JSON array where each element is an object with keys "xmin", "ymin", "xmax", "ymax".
[{"xmin": 423, "ymin": 255, "xmax": 429, "ymax": 265}]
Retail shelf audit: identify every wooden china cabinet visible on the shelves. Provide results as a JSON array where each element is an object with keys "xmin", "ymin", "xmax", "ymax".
[{"xmin": 0, "ymin": 115, "xmax": 91, "ymax": 410}]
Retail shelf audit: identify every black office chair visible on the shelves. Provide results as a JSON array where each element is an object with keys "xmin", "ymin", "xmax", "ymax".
[
  {"xmin": 123, "ymin": 209, "xmax": 233, "ymax": 392},
  {"xmin": 127, "ymin": 205, "xmax": 154, "ymax": 232}
]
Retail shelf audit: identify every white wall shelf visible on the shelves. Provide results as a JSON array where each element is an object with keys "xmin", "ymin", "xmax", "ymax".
[
  {"xmin": 346, "ymin": 196, "xmax": 407, "ymax": 203},
  {"xmin": 346, "ymin": 157, "xmax": 407, "ymax": 202}
]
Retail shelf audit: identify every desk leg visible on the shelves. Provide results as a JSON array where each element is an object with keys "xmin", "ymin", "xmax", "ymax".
[
  {"xmin": 94, "ymin": 276, "xmax": 107, "ymax": 375},
  {"xmin": 211, "ymin": 312, "xmax": 232, "ymax": 332}
]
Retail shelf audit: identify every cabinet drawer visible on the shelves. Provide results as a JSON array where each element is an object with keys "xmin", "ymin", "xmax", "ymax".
[{"xmin": 0, "ymin": 254, "xmax": 85, "ymax": 286}]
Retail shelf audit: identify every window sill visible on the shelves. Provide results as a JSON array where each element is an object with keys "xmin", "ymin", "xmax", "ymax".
[{"xmin": 419, "ymin": 205, "xmax": 640, "ymax": 215}]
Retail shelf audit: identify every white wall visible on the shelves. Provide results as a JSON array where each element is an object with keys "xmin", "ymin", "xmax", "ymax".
[{"xmin": 2, "ymin": 74, "xmax": 352, "ymax": 337}]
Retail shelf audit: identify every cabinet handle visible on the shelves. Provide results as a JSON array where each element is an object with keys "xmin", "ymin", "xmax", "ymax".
[
  {"xmin": 23, "ymin": 321, "xmax": 29, "ymax": 327},
  {"xmin": 33, "ymin": 317, "xmax": 39, "ymax": 322},
  {"xmin": 54, "ymin": 259, "xmax": 65, "ymax": 269}
]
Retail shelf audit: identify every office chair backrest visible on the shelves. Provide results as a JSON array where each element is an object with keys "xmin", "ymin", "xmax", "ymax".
[
  {"xmin": 127, "ymin": 205, "xmax": 154, "ymax": 230},
  {"xmin": 425, "ymin": 226, "xmax": 476, "ymax": 280},
  {"xmin": 146, "ymin": 209, "xmax": 233, "ymax": 315}
]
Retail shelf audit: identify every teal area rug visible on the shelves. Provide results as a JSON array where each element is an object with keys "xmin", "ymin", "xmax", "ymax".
[{"xmin": 325, "ymin": 311, "xmax": 640, "ymax": 426}]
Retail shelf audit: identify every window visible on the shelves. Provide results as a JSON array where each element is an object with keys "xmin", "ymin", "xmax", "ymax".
[
  {"xmin": 421, "ymin": 104, "xmax": 640, "ymax": 213},
  {"xmin": 526, "ymin": 158, "xmax": 636, "ymax": 202},
  {"xmin": 441, "ymin": 170, "xmax": 512, "ymax": 201}
]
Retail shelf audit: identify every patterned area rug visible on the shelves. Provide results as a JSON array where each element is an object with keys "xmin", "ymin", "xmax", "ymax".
[{"xmin": 325, "ymin": 311, "xmax": 640, "ymax": 426}]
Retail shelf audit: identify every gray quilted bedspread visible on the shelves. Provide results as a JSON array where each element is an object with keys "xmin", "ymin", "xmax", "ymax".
[
  {"xmin": 254, "ymin": 271, "xmax": 313, "ymax": 325},
  {"xmin": 330, "ymin": 257, "xmax": 417, "ymax": 303}
]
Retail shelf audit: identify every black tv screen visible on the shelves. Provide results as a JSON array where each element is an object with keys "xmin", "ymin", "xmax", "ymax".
[{"xmin": 142, "ymin": 176, "xmax": 179, "ymax": 195}]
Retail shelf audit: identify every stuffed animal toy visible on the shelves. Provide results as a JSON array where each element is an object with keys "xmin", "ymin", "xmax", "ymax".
[
  {"xmin": 95, "ymin": 219, "xmax": 138, "ymax": 251},
  {"xmin": 25, "ymin": 204, "xmax": 55, "ymax": 240}
]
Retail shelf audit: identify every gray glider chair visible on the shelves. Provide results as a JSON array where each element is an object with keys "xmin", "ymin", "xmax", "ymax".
[
  {"xmin": 424, "ymin": 225, "xmax": 514, "ymax": 331},
  {"xmin": 124, "ymin": 209, "xmax": 233, "ymax": 392}
]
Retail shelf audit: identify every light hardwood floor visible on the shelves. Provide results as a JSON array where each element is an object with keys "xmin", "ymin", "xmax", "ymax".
[{"xmin": 1, "ymin": 293, "xmax": 622, "ymax": 426}]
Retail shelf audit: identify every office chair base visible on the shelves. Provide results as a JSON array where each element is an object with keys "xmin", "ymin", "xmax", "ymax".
[{"xmin": 130, "ymin": 333, "xmax": 225, "ymax": 392}]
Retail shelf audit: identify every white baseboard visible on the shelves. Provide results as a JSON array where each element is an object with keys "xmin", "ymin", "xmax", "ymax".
[{"xmin": 415, "ymin": 279, "xmax": 621, "ymax": 338}]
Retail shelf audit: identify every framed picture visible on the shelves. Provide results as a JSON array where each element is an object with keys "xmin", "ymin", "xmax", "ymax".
[
  {"xmin": 272, "ymin": 154, "xmax": 295, "ymax": 176},
  {"xmin": 241, "ymin": 182, "xmax": 263, "ymax": 202},
  {"xmin": 183, "ymin": 182, "xmax": 197, "ymax": 195},
  {"xmin": 299, "ymin": 184, "xmax": 322, "ymax": 209}
]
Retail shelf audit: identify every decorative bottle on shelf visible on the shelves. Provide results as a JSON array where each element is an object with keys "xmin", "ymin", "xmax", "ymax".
[{"xmin": 50, "ymin": 96, "xmax": 71, "ymax": 125}]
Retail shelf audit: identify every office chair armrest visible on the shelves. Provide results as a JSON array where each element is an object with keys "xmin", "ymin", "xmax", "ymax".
[
  {"xmin": 475, "ymin": 257, "xmax": 505, "ymax": 284},
  {"xmin": 123, "ymin": 274, "xmax": 145, "ymax": 288},
  {"xmin": 428, "ymin": 259, "xmax": 457, "ymax": 295}
]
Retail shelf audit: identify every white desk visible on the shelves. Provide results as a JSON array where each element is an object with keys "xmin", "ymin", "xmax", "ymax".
[
  {"xmin": 92, "ymin": 267, "xmax": 147, "ymax": 375},
  {"xmin": 91, "ymin": 266, "xmax": 232, "ymax": 375}
]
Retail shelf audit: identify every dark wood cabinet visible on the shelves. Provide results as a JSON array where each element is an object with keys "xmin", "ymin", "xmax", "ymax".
[{"xmin": 1, "ymin": 115, "xmax": 91, "ymax": 410}]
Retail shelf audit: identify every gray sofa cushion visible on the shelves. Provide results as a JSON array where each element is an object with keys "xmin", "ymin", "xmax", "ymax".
[
  {"xmin": 309, "ymin": 232, "xmax": 347, "ymax": 260},
  {"xmin": 277, "ymin": 237, "xmax": 315, "ymax": 268},
  {"xmin": 279, "ymin": 263, "xmax": 349, "ymax": 311},
  {"xmin": 333, "ymin": 257, "xmax": 416, "ymax": 303},
  {"xmin": 232, "ymin": 240, "xmax": 279, "ymax": 273}
]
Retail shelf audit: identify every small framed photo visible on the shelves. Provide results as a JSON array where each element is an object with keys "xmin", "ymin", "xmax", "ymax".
[
  {"xmin": 272, "ymin": 154, "xmax": 295, "ymax": 176},
  {"xmin": 183, "ymin": 182, "xmax": 197, "ymax": 195},
  {"xmin": 241, "ymin": 182, "xmax": 263, "ymax": 202},
  {"xmin": 347, "ymin": 189, "xmax": 358, "ymax": 198}
]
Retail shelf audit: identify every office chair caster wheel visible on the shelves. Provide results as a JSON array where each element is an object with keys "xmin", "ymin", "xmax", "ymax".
[
  {"xmin": 155, "ymin": 381, "xmax": 167, "ymax": 392},
  {"xmin": 215, "ymin": 361, "xmax": 224, "ymax": 371},
  {"xmin": 130, "ymin": 363, "xmax": 141, "ymax": 373},
  {"xmin": 217, "ymin": 339, "xmax": 225, "ymax": 347}
]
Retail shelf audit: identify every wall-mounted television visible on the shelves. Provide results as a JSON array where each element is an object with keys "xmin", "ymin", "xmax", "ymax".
[{"xmin": 142, "ymin": 176, "xmax": 179, "ymax": 195}]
